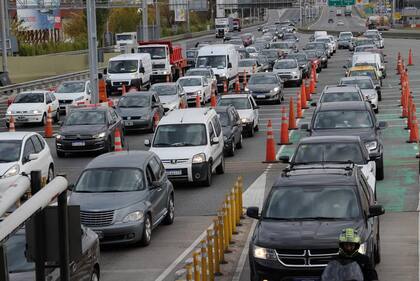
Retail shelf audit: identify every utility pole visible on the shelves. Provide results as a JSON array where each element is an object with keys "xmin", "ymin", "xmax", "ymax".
[
  {"xmin": 155, "ymin": 0, "xmax": 160, "ymax": 39},
  {"xmin": 0, "ymin": 0, "xmax": 8, "ymax": 73},
  {"xmin": 391, "ymin": 0, "xmax": 396, "ymax": 26},
  {"xmin": 142, "ymin": 0, "xmax": 148, "ymax": 41},
  {"xmin": 86, "ymin": 0, "xmax": 99, "ymax": 104},
  {"xmin": 186, "ymin": 0, "xmax": 190, "ymax": 33},
  {"xmin": 4, "ymin": 0, "xmax": 10, "ymax": 37},
  {"xmin": 300, "ymin": 0, "xmax": 303, "ymax": 28}
]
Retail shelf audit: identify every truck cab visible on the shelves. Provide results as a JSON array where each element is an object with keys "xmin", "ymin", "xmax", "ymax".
[
  {"xmin": 115, "ymin": 32, "xmax": 137, "ymax": 52},
  {"xmin": 215, "ymin": 17, "xmax": 233, "ymax": 38}
]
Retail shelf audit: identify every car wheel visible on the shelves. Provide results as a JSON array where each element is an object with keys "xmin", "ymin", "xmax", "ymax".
[
  {"xmin": 248, "ymin": 123, "xmax": 255, "ymax": 137},
  {"xmin": 376, "ymin": 155, "xmax": 384, "ymax": 180},
  {"xmin": 47, "ymin": 164, "xmax": 54, "ymax": 183},
  {"xmin": 162, "ymin": 195, "xmax": 175, "ymax": 225},
  {"xmin": 228, "ymin": 140, "xmax": 235, "ymax": 156},
  {"xmin": 54, "ymin": 110, "xmax": 60, "ymax": 122},
  {"xmin": 275, "ymin": 94, "xmax": 281, "ymax": 104},
  {"xmin": 203, "ymin": 163, "xmax": 212, "ymax": 187},
  {"xmin": 57, "ymin": 150, "xmax": 65, "ymax": 158},
  {"xmin": 236, "ymin": 134, "xmax": 243, "ymax": 149},
  {"xmin": 216, "ymin": 156, "xmax": 225, "ymax": 174},
  {"xmin": 378, "ymin": 94, "xmax": 382, "ymax": 101},
  {"xmin": 201, "ymin": 95, "xmax": 206, "ymax": 106},
  {"xmin": 105, "ymin": 138, "xmax": 112, "ymax": 153},
  {"xmin": 40, "ymin": 113, "xmax": 46, "ymax": 126},
  {"xmin": 139, "ymin": 214, "xmax": 152, "ymax": 246},
  {"xmin": 374, "ymin": 108, "xmax": 379, "ymax": 114},
  {"xmin": 90, "ymin": 269, "xmax": 99, "ymax": 281}
]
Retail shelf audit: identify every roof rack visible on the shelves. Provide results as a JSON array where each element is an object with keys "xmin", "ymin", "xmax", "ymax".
[{"xmin": 282, "ymin": 160, "xmax": 355, "ymax": 177}]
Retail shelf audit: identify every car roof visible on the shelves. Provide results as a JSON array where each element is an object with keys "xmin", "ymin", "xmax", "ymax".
[
  {"xmin": 219, "ymin": 94, "xmax": 250, "ymax": 99},
  {"xmin": 18, "ymin": 90, "xmax": 48, "ymax": 95},
  {"xmin": 121, "ymin": 91, "xmax": 154, "ymax": 96},
  {"xmin": 159, "ymin": 108, "xmax": 216, "ymax": 125},
  {"xmin": 318, "ymin": 101, "xmax": 370, "ymax": 111},
  {"xmin": 273, "ymin": 168, "xmax": 358, "ymax": 187},
  {"xmin": 0, "ymin": 131, "xmax": 34, "ymax": 140},
  {"xmin": 110, "ymin": 53, "xmax": 150, "ymax": 61},
  {"xmin": 85, "ymin": 151, "xmax": 153, "ymax": 169},
  {"xmin": 250, "ymin": 72, "xmax": 276, "ymax": 77},
  {"xmin": 299, "ymin": 135, "xmax": 362, "ymax": 144},
  {"xmin": 341, "ymin": 76, "xmax": 372, "ymax": 81},
  {"xmin": 178, "ymin": 76, "xmax": 203, "ymax": 80},
  {"xmin": 323, "ymin": 85, "xmax": 359, "ymax": 92},
  {"xmin": 151, "ymin": 82, "xmax": 177, "ymax": 87}
]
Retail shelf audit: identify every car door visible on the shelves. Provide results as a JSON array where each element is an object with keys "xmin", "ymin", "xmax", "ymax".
[
  {"xmin": 232, "ymin": 109, "xmax": 242, "ymax": 141},
  {"xmin": 202, "ymin": 77, "xmax": 210, "ymax": 101},
  {"xmin": 249, "ymin": 96, "xmax": 259, "ymax": 127},
  {"xmin": 30, "ymin": 135, "xmax": 49, "ymax": 178},
  {"xmin": 228, "ymin": 109, "xmax": 239, "ymax": 144},
  {"xmin": 69, "ymin": 228, "xmax": 93, "ymax": 281},
  {"xmin": 211, "ymin": 116, "xmax": 224, "ymax": 162},
  {"xmin": 146, "ymin": 160, "xmax": 167, "ymax": 226},
  {"xmin": 177, "ymin": 83, "xmax": 187, "ymax": 106},
  {"xmin": 358, "ymin": 175, "xmax": 377, "ymax": 257},
  {"xmin": 49, "ymin": 93, "xmax": 59, "ymax": 113},
  {"xmin": 20, "ymin": 137, "xmax": 37, "ymax": 176},
  {"xmin": 85, "ymin": 81, "xmax": 92, "ymax": 103},
  {"xmin": 45, "ymin": 93, "xmax": 53, "ymax": 113}
]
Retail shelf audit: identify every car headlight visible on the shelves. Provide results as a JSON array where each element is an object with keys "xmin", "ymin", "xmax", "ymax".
[
  {"xmin": 122, "ymin": 211, "xmax": 144, "ymax": 223},
  {"xmin": 6, "ymin": 110, "xmax": 12, "ymax": 115},
  {"xmin": 253, "ymin": 245, "xmax": 277, "ymax": 260},
  {"xmin": 291, "ymin": 71, "xmax": 298, "ymax": 76},
  {"xmin": 358, "ymin": 242, "xmax": 367, "ymax": 254},
  {"xmin": 244, "ymin": 87, "xmax": 249, "ymax": 92},
  {"xmin": 195, "ymin": 90, "xmax": 202, "ymax": 95},
  {"xmin": 2, "ymin": 164, "xmax": 20, "ymax": 179},
  {"xmin": 241, "ymin": 117, "xmax": 251, "ymax": 123},
  {"xmin": 141, "ymin": 114, "xmax": 151, "ymax": 120},
  {"xmin": 192, "ymin": 153, "xmax": 206, "ymax": 164},
  {"xmin": 365, "ymin": 141, "xmax": 378, "ymax": 151},
  {"xmin": 220, "ymin": 73, "xmax": 227, "ymax": 78},
  {"xmin": 271, "ymin": 87, "xmax": 279, "ymax": 93},
  {"xmin": 93, "ymin": 132, "xmax": 106, "ymax": 139},
  {"xmin": 74, "ymin": 96, "xmax": 84, "ymax": 101},
  {"xmin": 31, "ymin": 110, "xmax": 42, "ymax": 115},
  {"xmin": 322, "ymin": 57, "xmax": 327, "ymax": 61},
  {"xmin": 56, "ymin": 134, "xmax": 64, "ymax": 140}
]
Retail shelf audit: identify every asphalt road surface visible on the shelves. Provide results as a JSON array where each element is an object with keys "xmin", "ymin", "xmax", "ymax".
[{"xmin": 3, "ymin": 8, "xmax": 420, "ymax": 281}]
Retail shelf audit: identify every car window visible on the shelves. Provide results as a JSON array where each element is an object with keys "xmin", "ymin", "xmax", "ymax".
[
  {"xmin": 30, "ymin": 135, "xmax": 43, "ymax": 153},
  {"xmin": 358, "ymin": 178, "xmax": 370, "ymax": 211},
  {"xmin": 146, "ymin": 166, "xmax": 155, "ymax": 185},
  {"xmin": 45, "ymin": 94, "xmax": 52, "ymax": 104},
  {"xmin": 50, "ymin": 93, "xmax": 56, "ymax": 101},
  {"xmin": 23, "ymin": 139, "xmax": 36, "ymax": 162},
  {"xmin": 209, "ymin": 122, "xmax": 215, "ymax": 139},
  {"xmin": 212, "ymin": 116, "xmax": 222, "ymax": 137},
  {"xmin": 152, "ymin": 94, "xmax": 158, "ymax": 103},
  {"xmin": 150, "ymin": 157, "xmax": 164, "ymax": 181},
  {"xmin": 36, "ymin": 135, "xmax": 45, "ymax": 149}
]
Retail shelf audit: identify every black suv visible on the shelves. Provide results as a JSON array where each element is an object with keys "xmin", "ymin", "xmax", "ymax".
[
  {"xmin": 301, "ymin": 101, "xmax": 387, "ymax": 180},
  {"xmin": 215, "ymin": 105, "xmax": 243, "ymax": 156},
  {"xmin": 247, "ymin": 164, "xmax": 385, "ymax": 281},
  {"xmin": 56, "ymin": 105, "xmax": 125, "ymax": 157}
]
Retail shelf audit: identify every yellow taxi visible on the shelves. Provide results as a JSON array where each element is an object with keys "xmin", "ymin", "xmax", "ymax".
[{"xmin": 348, "ymin": 65, "xmax": 382, "ymax": 100}]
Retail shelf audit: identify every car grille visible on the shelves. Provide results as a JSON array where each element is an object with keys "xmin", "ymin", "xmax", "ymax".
[
  {"xmin": 122, "ymin": 116, "xmax": 141, "ymax": 120},
  {"xmin": 161, "ymin": 158, "xmax": 189, "ymax": 164},
  {"xmin": 112, "ymin": 81, "xmax": 130, "ymax": 86},
  {"xmin": 153, "ymin": 64, "xmax": 166, "ymax": 69},
  {"xmin": 59, "ymin": 99, "xmax": 73, "ymax": 104},
  {"xmin": 14, "ymin": 110, "xmax": 29, "ymax": 114},
  {"xmin": 80, "ymin": 210, "xmax": 114, "ymax": 227},
  {"xmin": 275, "ymin": 248, "xmax": 339, "ymax": 268},
  {"xmin": 64, "ymin": 134, "xmax": 94, "ymax": 140},
  {"xmin": 278, "ymin": 74, "xmax": 292, "ymax": 80}
]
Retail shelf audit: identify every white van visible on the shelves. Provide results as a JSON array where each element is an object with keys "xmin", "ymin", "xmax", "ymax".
[
  {"xmin": 105, "ymin": 53, "xmax": 152, "ymax": 94},
  {"xmin": 314, "ymin": 31, "xmax": 328, "ymax": 39},
  {"xmin": 352, "ymin": 52, "xmax": 385, "ymax": 78},
  {"xmin": 196, "ymin": 44, "xmax": 239, "ymax": 93},
  {"xmin": 145, "ymin": 108, "xmax": 225, "ymax": 186}
]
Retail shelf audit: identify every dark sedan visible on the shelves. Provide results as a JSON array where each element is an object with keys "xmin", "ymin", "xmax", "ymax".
[
  {"xmin": 246, "ymin": 73, "xmax": 284, "ymax": 104},
  {"xmin": 116, "ymin": 91, "xmax": 164, "ymax": 133},
  {"xmin": 7, "ymin": 226, "xmax": 100, "ymax": 281},
  {"xmin": 260, "ymin": 49, "xmax": 280, "ymax": 67},
  {"xmin": 215, "ymin": 106, "xmax": 243, "ymax": 156},
  {"xmin": 55, "ymin": 105, "xmax": 125, "ymax": 157},
  {"xmin": 69, "ymin": 151, "xmax": 175, "ymax": 246}
]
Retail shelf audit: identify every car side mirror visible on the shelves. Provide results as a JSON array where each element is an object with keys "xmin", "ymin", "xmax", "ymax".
[
  {"xmin": 378, "ymin": 121, "xmax": 388, "ymax": 129},
  {"xmin": 211, "ymin": 137, "xmax": 219, "ymax": 145},
  {"xmin": 246, "ymin": 207, "xmax": 260, "ymax": 219},
  {"xmin": 228, "ymin": 62, "xmax": 232, "ymax": 68},
  {"xmin": 300, "ymin": 123, "xmax": 309, "ymax": 131},
  {"xmin": 140, "ymin": 67, "xmax": 145, "ymax": 73},
  {"xmin": 28, "ymin": 153, "xmax": 38, "ymax": 161},
  {"xmin": 311, "ymin": 102, "xmax": 317, "ymax": 107},
  {"xmin": 103, "ymin": 68, "xmax": 107, "ymax": 75},
  {"xmin": 68, "ymin": 183, "xmax": 75, "ymax": 191},
  {"xmin": 150, "ymin": 181, "xmax": 162, "ymax": 189},
  {"xmin": 144, "ymin": 139, "xmax": 151, "ymax": 147},
  {"xmin": 375, "ymin": 85, "xmax": 380, "ymax": 90},
  {"xmin": 368, "ymin": 205, "xmax": 385, "ymax": 217},
  {"xmin": 279, "ymin": 155, "xmax": 290, "ymax": 163}
]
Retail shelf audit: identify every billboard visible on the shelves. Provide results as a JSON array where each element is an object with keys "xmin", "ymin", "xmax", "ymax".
[
  {"xmin": 175, "ymin": 7, "xmax": 186, "ymax": 22},
  {"xmin": 17, "ymin": 0, "xmax": 61, "ymax": 30}
]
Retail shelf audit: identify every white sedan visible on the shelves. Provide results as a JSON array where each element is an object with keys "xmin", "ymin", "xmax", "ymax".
[
  {"xmin": 54, "ymin": 80, "xmax": 91, "ymax": 114},
  {"xmin": 0, "ymin": 132, "xmax": 54, "ymax": 195},
  {"xmin": 6, "ymin": 91, "xmax": 60, "ymax": 127},
  {"xmin": 177, "ymin": 76, "xmax": 211, "ymax": 105}
]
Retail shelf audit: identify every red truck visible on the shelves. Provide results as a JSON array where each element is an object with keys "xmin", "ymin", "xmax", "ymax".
[
  {"xmin": 137, "ymin": 40, "xmax": 187, "ymax": 82},
  {"xmin": 232, "ymin": 18, "xmax": 241, "ymax": 31}
]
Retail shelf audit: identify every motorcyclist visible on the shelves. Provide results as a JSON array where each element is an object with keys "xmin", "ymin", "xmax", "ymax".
[{"xmin": 336, "ymin": 228, "xmax": 379, "ymax": 281}]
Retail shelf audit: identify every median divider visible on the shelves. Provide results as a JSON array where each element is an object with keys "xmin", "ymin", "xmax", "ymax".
[{"xmin": 174, "ymin": 177, "xmax": 245, "ymax": 281}]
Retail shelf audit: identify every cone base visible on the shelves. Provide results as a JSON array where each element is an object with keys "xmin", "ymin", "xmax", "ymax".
[
  {"xmin": 262, "ymin": 160, "xmax": 280, "ymax": 163},
  {"xmin": 408, "ymin": 64, "xmax": 414, "ymax": 66},
  {"xmin": 277, "ymin": 142, "xmax": 293, "ymax": 145},
  {"xmin": 289, "ymin": 128, "xmax": 298, "ymax": 130},
  {"xmin": 302, "ymin": 106, "xmax": 309, "ymax": 109},
  {"xmin": 407, "ymin": 140, "xmax": 419, "ymax": 143}
]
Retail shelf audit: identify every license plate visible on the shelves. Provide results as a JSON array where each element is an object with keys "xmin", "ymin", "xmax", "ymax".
[
  {"xmin": 166, "ymin": 170, "xmax": 182, "ymax": 176},
  {"xmin": 117, "ymin": 87, "xmax": 122, "ymax": 90},
  {"xmin": 94, "ymin": 231, "xmax": 104, "ymax": 239},
  {"xmin": 257, "ymin": 94, "xmax": 266, "ymax": 98},
  {"xmin": 125, "ymin": 121, "xmax": 133, "ymax": 126},
  {"xmin": 16, "ymin": 116, "xmax": 27, "ymax": 121},
  {"xmin": 72, "ymin": 141, "xmax": 85, "ymax": 147}
]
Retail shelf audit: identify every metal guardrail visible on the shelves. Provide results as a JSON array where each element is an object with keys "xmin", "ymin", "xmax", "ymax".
[{"xmin": 298, "ymin": 27, "xmax": 420, "ymax": 40}]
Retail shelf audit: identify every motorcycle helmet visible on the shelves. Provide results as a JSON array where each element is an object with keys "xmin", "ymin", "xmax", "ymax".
[{"xmin": 338, "ymin": 228, "xmax": 361, "ymax": 257}]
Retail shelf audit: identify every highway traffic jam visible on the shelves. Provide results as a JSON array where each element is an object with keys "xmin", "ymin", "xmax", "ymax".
[{"xmin": 0, "ymin": 10, "xmax": 414, "ymax": 281}]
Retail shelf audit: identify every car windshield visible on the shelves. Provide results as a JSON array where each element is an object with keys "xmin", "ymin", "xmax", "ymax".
[
  {"xmin": 339, "ymin": 34, "xmax": 352, "ymax": 39},
  {"xmin": 263, "ymin": 186, "xmax": 360, "ymax": 220},
  {"xmin": 65, "ymin": 110, "xmax": 106, "ymax": 125},
  {"xmin": 274, "ymin": 60, "xmax": 297, "ymax": 69},
  {"xmin": 218, "ymin": 98, "xmax": 252, "ymax": 109},
  {"xmin": 138, "ymin": 46, "xmax": 166, "ymax": 59},
  {"xmin": 118, "ymin": 95, "xmax": 150, "ymax": 107},
  {"xmin": 196, "ymin": 55, "xmax": 226, "ymax": 68},
  {"xmin": 186, "ymin": 70, "xmax": 210, "ymax": 77},
  {"xmin": 249, "ymin": 75, "xmax": 277, "ymax": 84},
  {"xmin": 315, "ymin": 38, "xmax": 330, "ymax": 43},
  {"xmin": 294, "ymin": 143, "xmax": 365, "ymax": 164},
  {"xmin": 55, "ymin": 82, "xmax": 85, "ymax": 93},
  {"xmin": 6, "ymin": 233, "xmax": 34, "ymax": 273},
  {"xmin": 305, "ymin": 43, "xmax": 325, "ymax": 50},
  {"xmin": 349, "ymin": 70, "xmax": 377, "ymax": 80},
  {"xmin": 287, "ymin": 54, "xmax": 307, "ymax": 62},
  {"xmin": 341, "ymin": 79, "xmax": 374, "ymax": 89},
  {"xmin": 14, "ymin": 93, "xmax": 44, "ymax": 103},
  {"xmin": 0, "ymin": 140, "xmax": 21, "ymax": 163},
  {"xmin": 314, "ymin": 110, "xmax": 373, "ymax": 129},
  {"xmin": 305, "ymin": 51, "xmax": 317, "ymax": 59},
  {"xmin": 153, "ymin": 124, "xmax": 207, "ymax": 147},
  {"xmin": 75, "ymin": 168, "xmax": 145, "ymax": 192},
  {"xmin": 218, "ymin": 112, "xmax": 230, "ymax": 126},
  {"xmin": 150, "ymin": 85, "xmax": 177, "ymax": 96},
  {"xmin": 261, "ymin": 50, "xmax": 278, "ymax": 58},
  {"xmin": 178, "ymin": 78, "xmax": 201, "ymax": 87},
  {"xmin": 354, "ymin": 40, "xmax": 374, "ymax": 46},
  {"xmin": 320, "ymin": 92, "xmax": 362, "ymax": 102},
  {"xmin": 239, "ymin": 60, "xmax": 256, "ymax": 67},
  {"xmin": 108, "ymin": 60, "xmax": 138, "ymax": 73},
  {"xmin": 246, "ymin": 47, "xmax": 257, "ymax": 53}
]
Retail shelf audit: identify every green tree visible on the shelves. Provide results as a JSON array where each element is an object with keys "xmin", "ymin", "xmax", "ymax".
[{"xmin": 108, "ymin": 8, "xmax": 141, "ymax": 34}]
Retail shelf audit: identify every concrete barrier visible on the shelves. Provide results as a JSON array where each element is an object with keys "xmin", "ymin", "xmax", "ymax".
[{"xmin": 298, "ymin": 28, "xmax": 420, "ymax": 40}]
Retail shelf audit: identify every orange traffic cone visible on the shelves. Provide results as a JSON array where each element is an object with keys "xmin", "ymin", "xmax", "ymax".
[
  {"xmin": 9, "ymin": 115, "xmax": 15, "ymax": 132},
  {"xmin": 235, "ymin": 76, "xmax": 241, "ymax": 93},
  {"xmin": 288, "ymin": 97, "xmax": 297, "ymax": 130},
  {"xmin": 278, "ymin": 106, "xmax": 292, "ymax": 145},
  {"xmin": 263, "ymin": 120, "xmax": 278, "ymax": 163},
  {"xmin": 305, "ymin": 80, "xmax": 311, "ymax": 101},
  {"xmin": 408, "ymin": 115, "xmax": 419, "ymax": 143},
  {"xmin": 407, "ymin": 100, "xmax": 413, "ymax": 130},
  {"xmin": 114, "ymin": 129, "xmax": 123, "ymax": 151},
  {"xmin": 211, "ymin": 92, "xmax": 217, "ymax": 108},
  {"xmin": 296, "ymin": 93, "xmax": 303, "ymax": 119},
  {"xmin": 408, "ymin": 49, "xmax": 414, "ymax": 66},
  {"xmin": 301, "ymin": 83, "xmax": 308, "ymax": 109},
  {"xmin": 309, "ymin": 77, "xmax": 315, "ymax": 95},
  {"xmin": 122, "ymin": 84, "xmax": 127, "ymax": 95},
  {"xmin": 398, "ymin": 52, "xmax": 401, "ymax": 62},
  {"xmin": 223, "ymin": 80, "xmax": 228, "ymax": 94},
  {"xmin": 44, "ymin": 106, "xmax": 53, "ymax": 138},
  {"xmin": 153, "ymin": 111, "xmax": 160, "ymax": 130},
  {"xmin": 195, "ymin": 94, "xmax": 201, "ymax": 108}
]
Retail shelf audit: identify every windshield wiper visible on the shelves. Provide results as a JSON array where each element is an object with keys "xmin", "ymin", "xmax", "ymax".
[
  {"xmin": 262, "ymin": 217, "xmax": 298, "ymax": 221},
  {"xmin": 298, "ymin": 217, "xmax": 343, "ymax": 220},
  {"xmin": 171, "ymin": 142, "xmax": 197, "ymax": 147},
  {"xmin": 153, "ymin": 143, "xmax": 172, "ymax": 147},
  {"xmin": 100, "ymin": 190, "xmax": 129, "ymax": 193}
]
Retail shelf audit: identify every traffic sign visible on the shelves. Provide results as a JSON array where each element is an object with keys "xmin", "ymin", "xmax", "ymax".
[{"xmin": 328, "ymin": 0, "xmax": 355, "ymax": 6}]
